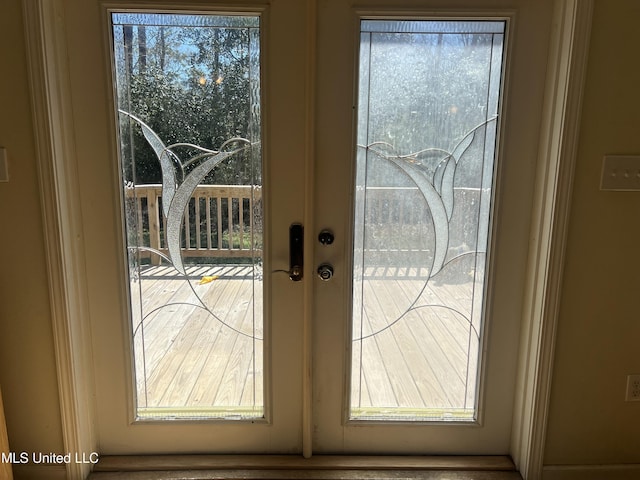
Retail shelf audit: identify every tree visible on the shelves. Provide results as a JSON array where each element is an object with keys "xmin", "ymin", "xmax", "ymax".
[{"xmin": 113, "ymin": 14, "xmax": 260, "ymax": 186}]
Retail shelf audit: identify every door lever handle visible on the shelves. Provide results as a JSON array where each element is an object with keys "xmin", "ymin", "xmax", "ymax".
[
  {"xmin": 271, "ymin": 223, "xmax": 304, "ymax": 281},
  {"xmin": 288, "ymin": 223, "xmax": 304, "ymax": 281}
]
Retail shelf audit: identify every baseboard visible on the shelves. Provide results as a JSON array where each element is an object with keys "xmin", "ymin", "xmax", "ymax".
[
  {"xmin": 89, "ymin": 469, "xmax": 523, "ymax": 480},
  {"xmin": 87, "ymin": 455, "xmax": 523, "ymax": 480},
  {"xmin": 543, "ymin": 464, "xmax": 640, "ymax": 480},
  {"xmin": 93, "ymin": 454, "xmax": 517, "ymax": 472},
  {"xmin": 11, "ymin": 464, "xmax": 67, "ymax": 480}
]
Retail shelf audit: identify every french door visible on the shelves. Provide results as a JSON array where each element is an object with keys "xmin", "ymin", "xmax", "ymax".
[
  {"xmin": 63, "ymin": 0, "xmax": 553, "ymax": 455},
  {"xmin": 312, "ymin": 0, "xmax": 552, "ymax": 454}
]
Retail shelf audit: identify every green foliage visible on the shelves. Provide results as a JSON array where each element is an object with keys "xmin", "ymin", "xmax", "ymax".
[{"xmin": 115, "ymin": 18, "xmax": 260, "ymax": 186}]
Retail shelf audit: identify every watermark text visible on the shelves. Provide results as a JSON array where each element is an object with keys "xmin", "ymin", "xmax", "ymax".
[{"xmin": 1, "ymin": 452, "xmax": 99, "ymax": 465}]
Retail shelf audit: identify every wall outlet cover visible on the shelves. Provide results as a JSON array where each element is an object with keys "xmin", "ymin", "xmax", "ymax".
[{"xmin": 626, "ymin": 374, "xmax": 640, "ymax": 402}]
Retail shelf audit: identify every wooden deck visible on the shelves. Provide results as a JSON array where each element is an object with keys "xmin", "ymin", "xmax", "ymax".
[
  {"xmin": 131, "ymin": 264, "xmax": 264, "ymax": 417},
  {"xmin": 132, "ymin": 264, "xmax": 478, "ymax": 420},
  {"xmin": 351, "ymin": 267, "xmax": 479, "ymax": 420}
]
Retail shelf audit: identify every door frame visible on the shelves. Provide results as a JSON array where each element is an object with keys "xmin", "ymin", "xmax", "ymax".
[{"xmin": 22, "ymin": 0, "xmax": 592, "ymax": 478}]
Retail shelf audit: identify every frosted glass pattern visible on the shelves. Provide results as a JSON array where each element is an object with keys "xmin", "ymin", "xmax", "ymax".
[
  {"xmin": 351, "ymin": 19, "xmax": 505, "ymax": 422},
  {"xmin": 112, "ymin": 13, "xmax": 263, "ymax": 420}
]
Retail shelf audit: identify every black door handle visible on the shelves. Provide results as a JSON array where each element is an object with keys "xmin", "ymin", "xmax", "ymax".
[{"xmin": 289, "ymin": 223, "xmax": 303, "ymax": 281}]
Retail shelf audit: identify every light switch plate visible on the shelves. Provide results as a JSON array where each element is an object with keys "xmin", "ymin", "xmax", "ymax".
[
  {"xmin": 600, "ymin": 155, "xmax": 640, "ymax": 191},
  {"xmin": 0, "ymin": 148, "xmax": 8, "ymax": 182}
]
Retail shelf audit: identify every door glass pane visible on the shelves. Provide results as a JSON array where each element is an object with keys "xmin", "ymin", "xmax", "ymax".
[
  {"xmin": 111, "ymin": 12, "xmax": 263, "ymax": 420},
  {"xmin": 351, "ymin": 19, "xmax": 505, "ymax": 422}
]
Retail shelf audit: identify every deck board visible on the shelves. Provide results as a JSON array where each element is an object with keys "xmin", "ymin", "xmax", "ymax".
[
  {"xmin": 378, "ymin": 281, "xmax": 460, "ymax": 408},
  {"xmin": 133, "ymin": 265, "xmax": 478, "ymax": 416}
]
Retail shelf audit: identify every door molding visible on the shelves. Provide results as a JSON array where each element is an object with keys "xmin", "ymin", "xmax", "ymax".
[
  {"xmin": 509, "ymin": 0, "xmax": 592, "ymax": 478},
  {"xmin": 22, "ymin": 0, "xmax": 591, "ymax": 478},
  {"xmin": 22, "ymin": 1, "xmax": 97, "ymax": 479}
]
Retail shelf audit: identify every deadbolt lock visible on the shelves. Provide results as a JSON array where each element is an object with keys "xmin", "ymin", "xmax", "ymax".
[{"xmin": 318, "ymin": 229, "xmax": 335, "ymax": 245}]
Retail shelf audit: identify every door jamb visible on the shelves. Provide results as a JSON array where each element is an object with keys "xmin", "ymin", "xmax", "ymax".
[
  {"xmin": 509, "ymin": 0, "xmax": 593, "ymax": 477},
  {"xmin": 22, "ymin": 0, "xmax": 592, "ymax": 478}
]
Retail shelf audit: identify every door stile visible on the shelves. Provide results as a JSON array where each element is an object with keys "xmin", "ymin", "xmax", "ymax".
[
  {"xmin": 312, "ymin": 0, "xmax": 360, "ymax": 452},
  {"xmin": 302, "ymin": 0, "xmax": 318, "ymax": 459}
]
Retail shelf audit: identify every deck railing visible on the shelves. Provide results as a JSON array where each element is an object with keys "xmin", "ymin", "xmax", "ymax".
[
  {"xmin": 128, "ymin": 184, "xmax": 262, "ymax": 265},
  {"xmin": 127, "ymin": 184, "xmax": 481, "ymax": 266}
]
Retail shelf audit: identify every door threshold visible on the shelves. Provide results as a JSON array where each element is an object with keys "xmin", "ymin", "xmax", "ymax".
[{"xmin": 88, "ymin": 455, "xmax": 522, "ymax": 479}]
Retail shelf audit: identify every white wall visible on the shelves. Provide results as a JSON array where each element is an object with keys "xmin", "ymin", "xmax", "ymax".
[{"xmin": 544, "ymin": 0, "xmax": 640, "ymax": 469}]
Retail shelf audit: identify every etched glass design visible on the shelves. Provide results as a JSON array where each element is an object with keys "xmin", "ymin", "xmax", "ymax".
[
  {"xmin": 112, "ymin": 13, "xmax": 263, "ymax": 420},
  {"xmin": 351, "ymin": 19, "xmax": 505, "ymax": 422}
]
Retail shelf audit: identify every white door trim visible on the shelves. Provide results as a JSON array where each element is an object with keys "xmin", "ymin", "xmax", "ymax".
[
  {"xmin": 22, "ymin": 0, "xmax": 592, "ymax": 478},
  {"xmin": 22, "ymin": 1, "xmax": 97, "ymax": 479},
  {"xmin": 510, "ymin": 0, "xmax": 593, "ymax": 478}
]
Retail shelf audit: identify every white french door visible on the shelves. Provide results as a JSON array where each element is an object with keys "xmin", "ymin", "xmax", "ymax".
[
  {"xmin": 311, "ymin": 0, "xmax": 553, "ymax": 453},
  {"xmin": 61, "ymin": 0, "xmax": 553, "ymax": 455},
  {"xmin": 69, "ymin": 0, "xmax": 311, "ymax": 453}
]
